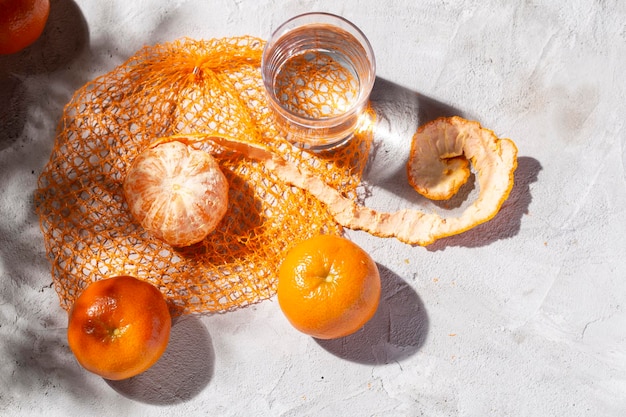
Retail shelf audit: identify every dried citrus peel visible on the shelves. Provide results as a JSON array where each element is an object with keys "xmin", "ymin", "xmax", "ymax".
[
  {"xmin": 170, "ymin": 120, "xmax": 517, "ymax": 246},
  {"xmin": 407, "ymin": 117, "xmax": 474, "ymax": 200},
  {"xmin": 407, "ymin": 117, "xmax": 518, "ymax": 235},
  {"xmin": 408, "ymin": 152, "xmax": 471, "ymax": 200},
  {"xmin": 407, "ymin": 117, "xmax": 517, "ymax": 203}
]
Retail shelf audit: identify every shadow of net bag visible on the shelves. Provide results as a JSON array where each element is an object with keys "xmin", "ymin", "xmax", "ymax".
[{"xmin": 35, "ymin": 36, "xmax": 372, "ymax": 315}]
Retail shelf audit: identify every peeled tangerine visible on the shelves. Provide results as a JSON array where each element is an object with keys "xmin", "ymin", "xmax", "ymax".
[{"xmin": 123, "ymin": 139, "xmax": 229, "ymax": 247}]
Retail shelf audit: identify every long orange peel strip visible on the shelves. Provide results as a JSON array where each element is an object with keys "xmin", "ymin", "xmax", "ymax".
[{"xmin": 158, "ymin": 116, "xmax": 517, "ymax": 246}]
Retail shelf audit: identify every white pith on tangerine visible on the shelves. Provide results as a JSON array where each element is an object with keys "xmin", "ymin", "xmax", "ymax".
[{"xmin": 123, "ymin": 140, "xmax": 229, "ymax": 247}]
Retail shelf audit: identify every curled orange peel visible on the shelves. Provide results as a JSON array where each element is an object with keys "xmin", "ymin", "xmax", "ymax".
[
  {"xmin": 406, "ymin": 116, "xmax": 518, "ymax": 240},
  {"xmin": 164, "ymin": 118, "xmax": 517, "ymax": 246}
]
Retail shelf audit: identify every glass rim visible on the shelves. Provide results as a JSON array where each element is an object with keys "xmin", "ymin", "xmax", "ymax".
[{"xmin": 261, "ymin": 12, "xmax": 376, "ymax": 126}]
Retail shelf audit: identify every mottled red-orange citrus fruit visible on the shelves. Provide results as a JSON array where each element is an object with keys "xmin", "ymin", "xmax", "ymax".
[
  {"xmin": 67, "ymin": 275, "xmax": 172, "ymax": 380},
  {"xmin": 0, "ymin": 0, "xmax": 50, "ymax": 54}
]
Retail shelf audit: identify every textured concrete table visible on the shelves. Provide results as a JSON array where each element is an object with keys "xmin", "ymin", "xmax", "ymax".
[{"xmin": 1, "ymin": 0, "xmax": 625, "ymax": 416}]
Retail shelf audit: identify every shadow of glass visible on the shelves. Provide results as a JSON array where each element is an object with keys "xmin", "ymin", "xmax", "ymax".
[
  {"xmin": 363, "ymin": 77, "xmax": 467, "ymax": 192},
  {"xmin": 369, "ymin": 77, "xmax": 466, "ymax": 139},
  {"xmin": 315, "ymin": 264, "xmax": 428, "ymax": 365},
  {"xmin": 106, "ymin": 314, "xmax": 214, "ymax": 405},
  {"xmin": 426, "ymin": 156, "xmax": 542, "ymax": 250},
  {"xmin": 0, "ymin": 0, "xmax": 88, "ymax": 151}
]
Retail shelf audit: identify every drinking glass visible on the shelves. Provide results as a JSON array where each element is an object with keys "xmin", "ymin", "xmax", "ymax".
[{"xmin": 262, "ymin": 12, "xmax": 376, "ymax": 150}]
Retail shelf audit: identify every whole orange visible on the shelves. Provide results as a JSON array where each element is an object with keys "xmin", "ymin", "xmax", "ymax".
[
  {"xmin": 0, "ymin": 0, "xmax": 50, "ymax": 55},
  {"xmin": 277, "ymin": 235, "xmax": 381, "ymax": 339},
  {"xmin": 67, "ymin": 275, "xmax": 172, "ymax": 380}
]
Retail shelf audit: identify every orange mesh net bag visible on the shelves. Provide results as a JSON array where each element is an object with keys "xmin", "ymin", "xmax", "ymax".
[{"xmin": 35, "ymin": 36, "xmax": 373, "ymax": 315}]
